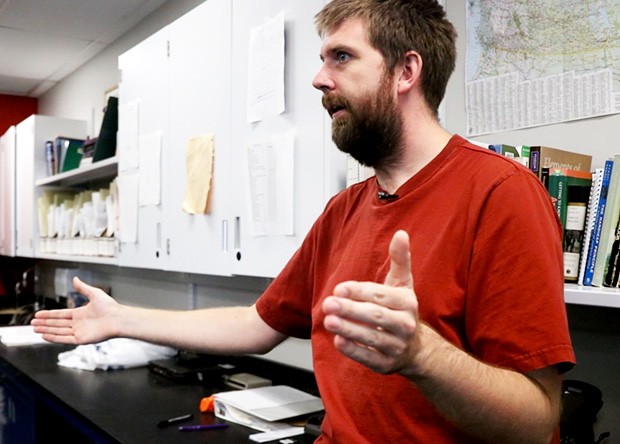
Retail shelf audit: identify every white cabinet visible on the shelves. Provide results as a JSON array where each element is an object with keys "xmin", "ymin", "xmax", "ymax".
[
  {"xmin": 117, "ymin": 0, "xmax": 345, "ymax": 277},
  {"xmin": 0, "ymin": 126, "xmax": 16, "ymax": 256},
  {"xmin": 163, "ymin": 0, "xmax": 233, "ymax": 276},
  {"xmin": 13, "ymin": 115, "xmax": 87, "ymax": 258},
  {"xmin": 117, "ymin": 26, "xmax": 169, "ymax": 271},
  {"xmin": 229, "ymin": 0, "xmax": 346, "ymax": 278},
  {"xmin": 0, "ymin": 126, "xmax": 15, "ymax": 256},
  {"xmin": 117, "ymin": 0, "xmax": 234, "ymax": 276}
]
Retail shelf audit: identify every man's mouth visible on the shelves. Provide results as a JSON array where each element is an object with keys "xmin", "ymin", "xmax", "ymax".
[
  {"xmin": 323, "ymin": 95, "xmax": 348, "ymax": 119},
  {"xmin": 329, "ymin": 104, "xmax": 346, "ymax": 118}
]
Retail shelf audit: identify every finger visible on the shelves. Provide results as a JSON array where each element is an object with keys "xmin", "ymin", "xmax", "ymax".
[
  {"xmin": 40, "ymin": 333, "xmax": 78, "ymax": 345},
  {"xmin": 325, "ymin": 312, "xmax": 403, "ymax": 351},
  {"xmin": 331, "ymin": 282, "xmax": 416, "ymax": 311},
  {"xmin": 33, "ymin": 308, "xmax": 74, "ymax": 320},
  {"xmin": 332, "ymin": 334, "xmax": 399, "ymax": 374},
  {"xmin": 323, "ymin": 297, "xmax": 416, "ymax": 338},
  {"xmin": 384, "ymin": 230, "xmax": 413, "ymax": 289}
]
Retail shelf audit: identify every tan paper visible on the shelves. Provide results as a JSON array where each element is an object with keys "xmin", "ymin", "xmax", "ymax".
[{"xmin": 182, "ymin": 134, "xmax": 215, "ymax": 214}]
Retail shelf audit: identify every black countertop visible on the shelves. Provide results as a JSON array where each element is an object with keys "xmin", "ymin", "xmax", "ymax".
[{"xmin": 0, "ymin": 341, "xmax": 319, "ymax": 444}]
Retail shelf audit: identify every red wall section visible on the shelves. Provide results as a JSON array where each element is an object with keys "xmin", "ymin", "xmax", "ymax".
[{"xmin": 0, "ymin": 94, "xmax": 38, "ymax": 135}]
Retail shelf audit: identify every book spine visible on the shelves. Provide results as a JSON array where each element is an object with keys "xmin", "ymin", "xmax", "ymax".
[
  {"xmin": 45, "ymin": 140, "xmax": 54, "ymax": 176},
  {"xmin": 547, "ymin": 173, "xmax": 568, "ymax": 226},
  {"xmin": 564, "ymin": 201, "xmax": 588, "ymax": 282},
  {"xmin": 578, "ymin": 168, "xmax": 603, "ymax": 285},
  {"xmin": 592, "ymin": 154, "xmax": 620, "ymax": 287},
  {"xmin": 583, "ymin": 160, "xmax": 614, "ymax": 286},
  {"xmin": 529, "ymin": 146, "xmax": 541, "ymax": 178}
]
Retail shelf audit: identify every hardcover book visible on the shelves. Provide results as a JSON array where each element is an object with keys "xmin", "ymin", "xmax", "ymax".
[
  {"xmin": 547, "ymin": 168, "xmax": 592, "ymax": 282},
  {"xmin": 529, "ymin": 146, "xmax": 592, "ymax": 181}
]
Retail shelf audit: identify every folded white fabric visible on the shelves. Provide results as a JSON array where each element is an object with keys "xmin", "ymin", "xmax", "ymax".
[{"xmin": 57, "ymin": 338, "xmax": 177, "ymax": 371}]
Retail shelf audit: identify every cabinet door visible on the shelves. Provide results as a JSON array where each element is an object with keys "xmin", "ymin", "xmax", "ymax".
[
  {"xmin": 163, "ymin": 0, "xmax": 233, "ymax": 276},
  {"xmin": 0, "ymin": 126, "xmax": 16, "ymax": 256},
  {"xmin": 117, "ymin": 27, "xmax": 169, "ymax": 270},
  {"xmin": 230, "ymin": 0, "xmax": 345, "ymax": 277}
]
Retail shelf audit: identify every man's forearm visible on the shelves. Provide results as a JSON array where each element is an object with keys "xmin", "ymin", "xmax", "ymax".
[
  {"xmin": 116, "ymin": 304, "xmax": 286, "ymax": 355},
  {"xmin": 403, "ymin": 324, "xmax": 561, "ymax": 444}
]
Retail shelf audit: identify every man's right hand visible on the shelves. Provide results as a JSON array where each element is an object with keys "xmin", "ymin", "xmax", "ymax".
[{"xmin": 31, "ymin": 277, "xmax": 120, "ymax": 345}]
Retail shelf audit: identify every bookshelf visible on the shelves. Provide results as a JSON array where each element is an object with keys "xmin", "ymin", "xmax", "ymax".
[
  {"xmin": 564, "ymin": 284, "xmax": 620, "ymax": 309},
  {"xmin": 34, "ymin": 155, "xmax": 118, "ymax": 264},
  {"xmin": 35, "ymin": 156, "xmax": 117, "ymax": 187}
]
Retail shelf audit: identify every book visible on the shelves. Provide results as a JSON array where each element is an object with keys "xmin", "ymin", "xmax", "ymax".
[
  {"xmin": 603, "ymin": 222, "xmax": 620, "ymax": 286},
  {"xmin": 61, "ymin": 138, "xmax": 85, "ymax": 172},
  {"xmin": 578, "ymin": 168, "xmax": 601, "ymax": 285},
  {"xmin": 582, "ymin": 160, "xmax": 613, "ymax": 286},
  {"xmin": 516, "ymin": 145, "xmax": 530, "ymax": 167},
  {"xmin": 547, "ymin": 168, "xmax": 592, "ymax": 282},
  {"xmin": 45, "ymin": 140, "xmax": 55, "ymax": 176},
  {"xmin": 54, "ymin": 136, "xmax": 85, "ymax": 174},
  {"xmin": 488, "ymin": 143, "xmax": 519, "ymax": 158},
  {"xmin": 79, "ymin": 137, "xmax": 97, "ymax": 167},
  {"xmin": 592, "ymin": 154, "xmax": 620, "ymax": 286},
  {"xmin": 529, "ymin": 146, "xmax": 592, "ymax": 181}
]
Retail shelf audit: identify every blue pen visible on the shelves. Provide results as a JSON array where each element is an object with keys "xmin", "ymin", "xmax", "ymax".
[{"xmin": 178, "ymin": 423, "xmax": 229, "ymax": 432}]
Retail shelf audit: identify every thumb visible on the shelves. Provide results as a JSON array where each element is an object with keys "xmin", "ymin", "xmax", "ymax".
[
  {"xmin": 384, "ymin": 230, "xmax": 414, "ymax": 289},
  {"xmin": 72, "ymin": 277, "xmax": 96, "ymax": 300}
]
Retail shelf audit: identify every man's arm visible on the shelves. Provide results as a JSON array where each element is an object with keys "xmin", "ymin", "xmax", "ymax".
[
  {"xmin": 32, "ymin": 277, "xmax": 287, "ymax": 355},
  {"xmin": 322, "ymin": 230, "xmax": 562, "ymax": 444}
]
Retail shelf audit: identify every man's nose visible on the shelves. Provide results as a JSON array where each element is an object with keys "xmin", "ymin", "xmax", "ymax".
[{"xmin": 312, "ymin": 65, "xmax": 334, "ymax": 92}]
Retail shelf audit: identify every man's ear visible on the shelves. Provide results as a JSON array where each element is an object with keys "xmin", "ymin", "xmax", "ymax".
[{"xmin": 397, "ymin": 50, "xmax": 422, "ymax": 95}]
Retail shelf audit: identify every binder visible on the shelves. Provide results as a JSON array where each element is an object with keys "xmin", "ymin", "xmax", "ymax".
[
  {"xmin": 213, "ymin": 385, "xmax": 323, "ymax": 432},
  {"xmin": 93, "ymin": 96, "xmax": 118, "ymax": 162}
]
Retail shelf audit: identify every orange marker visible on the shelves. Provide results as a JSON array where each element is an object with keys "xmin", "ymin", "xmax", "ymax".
[{"xmin": 199, "ymin": 395, "xmax": 216, "ymax": 413}]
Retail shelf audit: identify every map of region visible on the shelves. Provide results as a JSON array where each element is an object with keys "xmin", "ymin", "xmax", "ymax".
[{"xmin": 466, "ymin": 0, "xmax": 620, "ymax": 136}]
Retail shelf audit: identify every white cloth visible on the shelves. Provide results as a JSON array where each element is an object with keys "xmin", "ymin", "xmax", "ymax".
[{"xmin": 57, "ymin": 338, "xmax": 176, "ymax": 371}]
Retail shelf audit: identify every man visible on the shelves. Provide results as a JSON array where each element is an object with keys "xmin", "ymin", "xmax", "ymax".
[{"xmin": 32, "ymin": 1, "xmax": 575, "ymax": 442}]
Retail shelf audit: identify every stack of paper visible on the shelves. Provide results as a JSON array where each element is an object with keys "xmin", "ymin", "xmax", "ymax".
[{"xmin": 0, "ymin": 325, "xmax": 48, "ymax": 346}]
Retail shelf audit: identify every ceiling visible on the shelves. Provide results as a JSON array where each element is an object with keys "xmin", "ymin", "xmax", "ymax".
[{"xmin": 0, "ymin": 0, "xmax": 168, "ymax": 97}]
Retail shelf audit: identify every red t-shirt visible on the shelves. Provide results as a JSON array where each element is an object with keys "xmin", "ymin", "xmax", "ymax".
[{"xmin": 256, "ymin": 135, "xmax": 575, "ymax": 443}]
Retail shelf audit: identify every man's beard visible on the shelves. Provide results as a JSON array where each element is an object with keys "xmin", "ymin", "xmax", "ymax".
[{"xmin": 323, "ymin": 77, "xmax": 403, "ymax": 169}]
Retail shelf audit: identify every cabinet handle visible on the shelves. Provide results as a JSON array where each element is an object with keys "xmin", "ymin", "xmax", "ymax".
[{"xmin": 222, "ymin": 219, "xmax": 228, "ymax": 253}]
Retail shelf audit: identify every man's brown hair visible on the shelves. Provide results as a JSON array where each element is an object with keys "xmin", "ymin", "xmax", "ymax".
[{"xmin": 315, "ymin": 0, "xmax": 456, "ymax": 117}]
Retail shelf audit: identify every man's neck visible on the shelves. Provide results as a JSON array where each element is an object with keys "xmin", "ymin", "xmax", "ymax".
[{"xmin": 375, "ymin": 120, "xmax": 452, "ymax": 194}]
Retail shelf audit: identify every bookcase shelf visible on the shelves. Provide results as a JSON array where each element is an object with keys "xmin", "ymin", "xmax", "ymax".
[
  {"xmin": 564, "ymin": 283, "xmax": 620, "ymax": 309},
  {"xmin": 35, "ymin": 156, "xmax": 118, "ymax": 187},
  {"xmin": 36, "ymin": 253, "xmax": 117, "ymax": 265}
]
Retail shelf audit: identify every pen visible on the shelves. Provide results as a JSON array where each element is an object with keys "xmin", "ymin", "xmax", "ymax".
[
  {"xmin": 178, "ymin": 423, "xmax": 229, "ymax": 432},
  {"xmin": 157, "ymin": 413, "xmax": 193, "ymax": 428}
]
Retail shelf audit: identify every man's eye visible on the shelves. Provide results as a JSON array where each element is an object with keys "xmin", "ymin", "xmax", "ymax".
[{"xmin": 337, "ymin": 52, "xmax": 350, "ymax": 63}]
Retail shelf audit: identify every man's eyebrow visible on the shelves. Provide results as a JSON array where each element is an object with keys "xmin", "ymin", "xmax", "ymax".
[{"xmin": 321, "ymin": 44, "xmax": 357, "ymax": 59}]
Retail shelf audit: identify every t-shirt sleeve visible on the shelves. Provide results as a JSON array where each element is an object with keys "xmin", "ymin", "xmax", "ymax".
[
  {"xmin": 465, "ymin": 169, "xmax": 576, "ymax": 373},
  {"xmin": 255, "ymin": 213, "xmax": 324, "ymax": 340}
]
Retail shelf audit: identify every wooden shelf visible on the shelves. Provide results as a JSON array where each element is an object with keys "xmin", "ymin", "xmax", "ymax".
[
  {"xmin": 35, "ymin": 157, "xmax": 118, "ymax": 187},
  {"xmin": 564, "ymin": 283, "xmax": 620, "ymax": 309}
]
